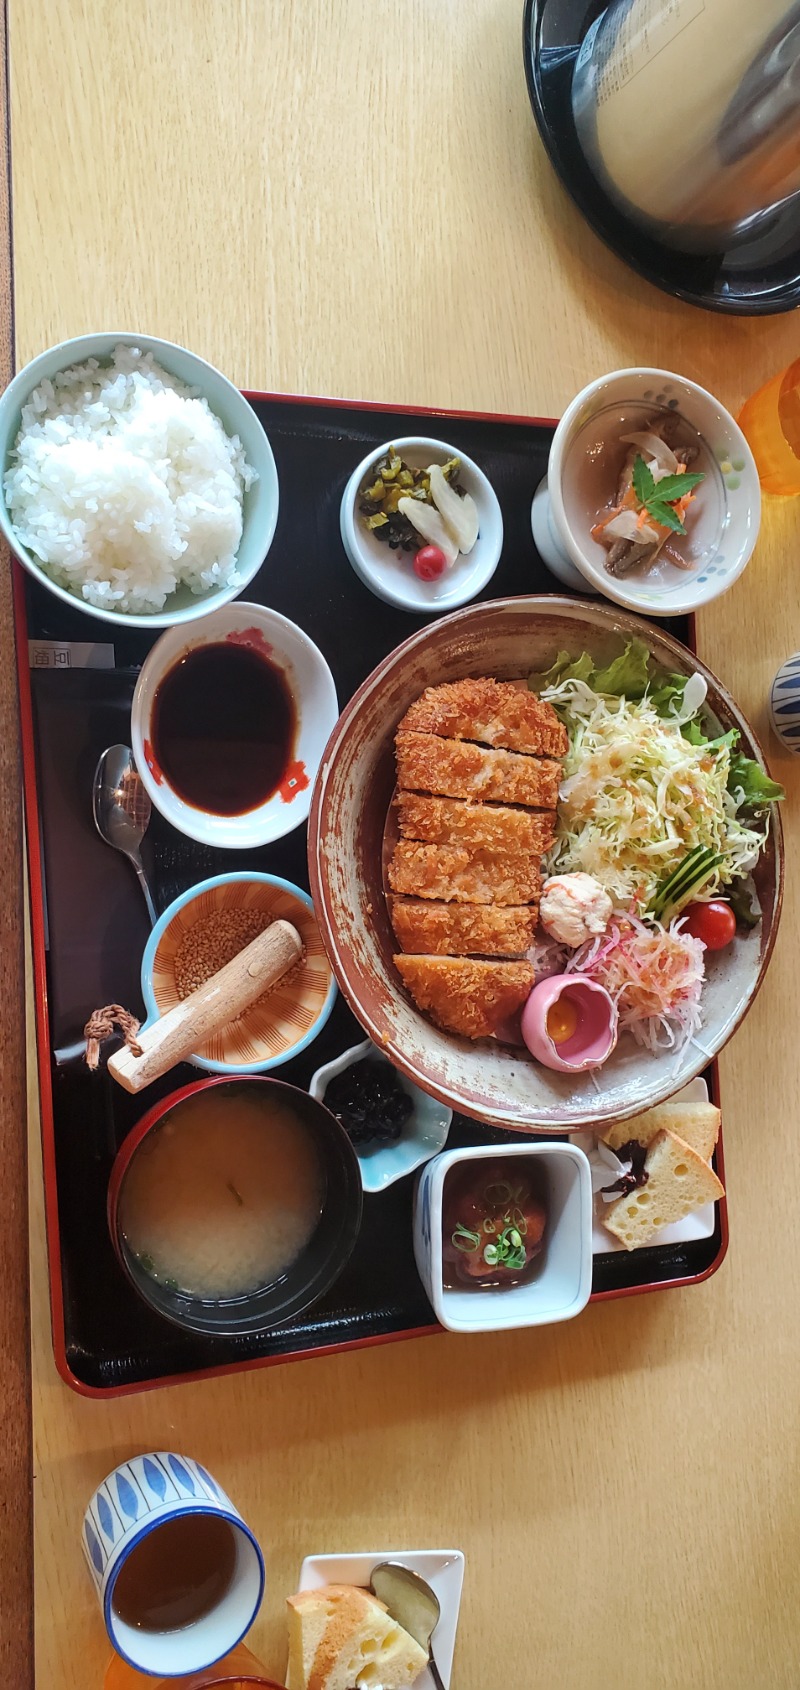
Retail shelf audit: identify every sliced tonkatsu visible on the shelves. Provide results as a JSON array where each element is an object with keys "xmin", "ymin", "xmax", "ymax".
[
  {"xmin": 395, "ymin": 731, "xmax": 561, "ymax": 810},
  {"xmin": 398, "ymin": 678, "xmax": 568, "ymax": 758},
  {"xmin": 394, "ymin": 955, "xmax": 535, "ymax": 1040},
  {"xmin": 396, "ymin": 792, "xmax": 556, "ymax": 854},
  {"xmin": 390, "ymin": 676, "xmax": 565, "ymax": 1037},
  {"xmin": 388, "ymin": 842, "xmax": 540, "ymax": 906},
  {"xmin": 391, "ymin": 899, "xmax": 537, "ymax": 957}
]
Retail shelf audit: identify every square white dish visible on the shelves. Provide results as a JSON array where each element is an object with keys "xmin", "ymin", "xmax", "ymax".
[
  {"xmin": 295, "ymin": 1549, "xmax": 465, "ymax": 1689},
  {"xmin": 413, "ymin": 1143, "xmax": 593, "ymax": 1332},
  {"xmin": 571, "ymin": 1077, "xmax": 717, "ymax": 1255}
]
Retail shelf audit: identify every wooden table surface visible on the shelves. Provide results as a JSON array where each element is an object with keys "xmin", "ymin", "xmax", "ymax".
[{"xmin": 9, "ymin": 3, "xmax": 800, "ymax": 1686}]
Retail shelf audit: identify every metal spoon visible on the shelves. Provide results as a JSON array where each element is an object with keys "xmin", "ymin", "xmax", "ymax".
[
  {"xmin": 370, "ymin": 1562, "xmax": 446, "ymax": 1690},
  {"xmin": 92, "ymin": 744, "xmax": 157, "ymax": 925}
]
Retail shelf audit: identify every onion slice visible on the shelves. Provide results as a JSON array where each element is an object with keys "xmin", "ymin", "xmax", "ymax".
[
  {"xmin": 620, "ymin": 431, "xmax": 680, "ymax": 478},
  {"xmin": 601, "ymin": 509, "xmax": 660, "ymax": 544}
]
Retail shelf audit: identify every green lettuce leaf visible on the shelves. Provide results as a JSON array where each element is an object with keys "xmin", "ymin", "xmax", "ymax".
[
  {"xmin": 528, "ymin": 649, "xmax": 595, "ymax": 690},
  {"xmin": 649, "ymin": 673, "xmax": 692, "ymax": 716},
  {"xmin": 680, "ymin": 722, "xmax": 738, "ymax": 753},
  {"xmin": 727, "ymin": 752, "xmax": 785, "ymax": 807},
  {"xmin": 592, "ymin": 640, "xmax": 652, "ymax": 698},
  {"xmin": 529, "ymin": 639, "xmax": 651, "ymax": 698},
  {"xmin": 727, "ymin": 879, "xmax": 762, "ymax": 929}
]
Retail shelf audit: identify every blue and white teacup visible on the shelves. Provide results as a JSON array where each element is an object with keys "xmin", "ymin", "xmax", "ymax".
[
  {"xmin": 82, "ymin": 1451, "xmax": 265, "ymax": 1676},
  {"xmin": 770, "ymin": 654, "xmax": 800, "ymax": 754}
]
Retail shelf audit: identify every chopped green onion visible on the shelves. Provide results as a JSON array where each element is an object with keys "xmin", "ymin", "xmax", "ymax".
[
  {"xmin": 484, "ymin": 1181, "xmax": 514, "ymax": 1205},
  {"xmin": 452, "ymin": 1223, "xmax": 481, "ymax": 1254}
]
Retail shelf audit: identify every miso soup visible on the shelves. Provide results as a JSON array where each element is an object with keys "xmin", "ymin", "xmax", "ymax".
[{"xmin": 119, "ymin": 1090, "xmax": 323, "ymax": 1300}]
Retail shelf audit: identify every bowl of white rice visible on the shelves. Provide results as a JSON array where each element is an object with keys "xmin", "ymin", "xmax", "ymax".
[{"xmin": 0, "ymin": 333, "xmax": 279, "ymax": 626}]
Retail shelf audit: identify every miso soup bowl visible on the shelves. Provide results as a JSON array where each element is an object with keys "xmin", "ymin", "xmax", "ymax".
[
  {"xmin": 131, "ymin": 600, "xmax": 338, "ymax": 847},
  {"xmin": 108, "ymin": 1076, "xmax": 363, "ymax": 1337}
]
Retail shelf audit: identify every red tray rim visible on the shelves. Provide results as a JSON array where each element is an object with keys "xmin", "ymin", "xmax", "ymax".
[{"xmin": 15, "ymin": 388, "xmax": 729, "ymax": 1399}]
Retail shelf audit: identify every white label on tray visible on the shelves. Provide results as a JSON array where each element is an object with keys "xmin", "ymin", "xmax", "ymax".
[{"xmin": 28, "ymin": 640, "xmax": 115, "ymax": 670}]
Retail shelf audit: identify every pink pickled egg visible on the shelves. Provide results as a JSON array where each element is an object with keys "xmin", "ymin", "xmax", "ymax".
[{"xmin": 521, "ymin": 974, "xmax": 618, "ymax": 1073}]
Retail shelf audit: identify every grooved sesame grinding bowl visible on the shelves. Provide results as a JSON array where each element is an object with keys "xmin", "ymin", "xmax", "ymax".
[{"xmin": 141, "ymin": 872, "xmax": 336, "ymax": 1074}]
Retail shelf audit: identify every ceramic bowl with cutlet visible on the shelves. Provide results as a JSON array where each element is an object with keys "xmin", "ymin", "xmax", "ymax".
[{"xmin": 308, "ymin": 595, "xmax": 782, "ymax": 1132}]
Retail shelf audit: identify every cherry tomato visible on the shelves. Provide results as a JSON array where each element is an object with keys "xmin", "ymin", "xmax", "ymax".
[
  {"xmin": 681, "ymin": 900, "xmax": 737, "ymax": 950},
  {"xmin": 413, "ymin": 544, "xmax": 447, "ymax": 581}
]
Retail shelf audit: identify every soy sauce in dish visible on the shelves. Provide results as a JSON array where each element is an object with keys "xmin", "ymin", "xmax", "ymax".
[{"xmin": 151, "ymin": 641, "xmax": 296, "ymax": 815}]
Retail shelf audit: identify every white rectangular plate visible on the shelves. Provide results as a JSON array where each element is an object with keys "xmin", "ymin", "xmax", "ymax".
[
  {"xmin": 296, "ymin": 1549, "xmax": 465, "ymax": 1689},
  {"xmin": 571, "ymin": 1077, "xmax": 717, "ymax": 1254}
]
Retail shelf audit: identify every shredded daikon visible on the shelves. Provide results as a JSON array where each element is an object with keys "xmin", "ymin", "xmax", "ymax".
[{"xmin": 566, "ymin": 916, "xmax": 705, "ymax": 1053}]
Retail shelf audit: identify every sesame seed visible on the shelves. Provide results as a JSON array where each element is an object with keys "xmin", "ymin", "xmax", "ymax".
[{"xmin": 173, "ymin": 908, "xmax": 305, "ymax": 1011}]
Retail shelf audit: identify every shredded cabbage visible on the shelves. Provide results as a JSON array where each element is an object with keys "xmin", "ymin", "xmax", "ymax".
[
  {"xmin": 566, "ymin": 916, "xmax": 706, "ymax": 1053},
  {"xmin": 541, "ymin": 677, "xmax": 768, "ymax": 912}
]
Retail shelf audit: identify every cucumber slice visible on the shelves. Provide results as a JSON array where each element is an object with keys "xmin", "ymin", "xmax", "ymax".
[{"xmin": 650, "ymin": 846, "xmax": 723, "ymax": 921}]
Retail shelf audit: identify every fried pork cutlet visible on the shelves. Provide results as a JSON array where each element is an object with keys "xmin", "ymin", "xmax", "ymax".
[
  {"xmin": 396, "ymin": 792, "xmax": 556, "ymax": 854},
  {"xmin": 394, "ymin": 955, "xmax": 534, "ymax": 1040},
  {"xmin": 395, "ymin": 732, "xmax": 560, "ymax": 809},
  {"xmin": 388, "ymin": 842, "xmax": 540, "ymax": 906},
  {"xmin": 391, "ymin": 899, "xmax": 537, "ymax": 957},
  {"xmin": 398, "ymin": 677, "xmax": 568, "ymax": 758}
]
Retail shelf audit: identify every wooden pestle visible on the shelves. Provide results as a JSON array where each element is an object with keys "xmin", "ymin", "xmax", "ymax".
[{"xmin": 108, "ymin": 919, "xmax": 303, "ymax": 1094}]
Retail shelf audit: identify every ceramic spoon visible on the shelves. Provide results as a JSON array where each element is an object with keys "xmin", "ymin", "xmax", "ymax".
[
  {"xmin": 93, "ymin": 743, "xmax": 157, "ymax": 925},
  {"xmin": 370, "ymin": 1562, "xmax": 446, "ymax": 1690}
]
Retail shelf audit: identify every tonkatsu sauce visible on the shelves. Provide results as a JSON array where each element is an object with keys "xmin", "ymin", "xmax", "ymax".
[{"xmin": 151, "ymin": 640, "xmax": 296, "ymax": 815}]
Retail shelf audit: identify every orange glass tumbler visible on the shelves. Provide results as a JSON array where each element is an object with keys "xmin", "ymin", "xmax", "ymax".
[
  {"xmin": 104, "ymin": 1641, "xmax": 283, "ymax": 1690},
  {"xmin": 738, "ymin": 358, "xmax": 800, "ymax": 495}
]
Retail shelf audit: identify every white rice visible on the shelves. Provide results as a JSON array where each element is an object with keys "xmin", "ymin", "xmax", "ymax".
[{"xmin": 4, "ymin": 344, "xmax": 257, "ymax": 614}]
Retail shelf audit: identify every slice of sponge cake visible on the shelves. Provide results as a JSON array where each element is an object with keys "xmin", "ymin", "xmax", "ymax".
[
  {"xmin": 600, "ymin": 1100, "xmax": 720, "ymax": 1162},
  {"xmin": 286, "ymin": 1584, "xmax": 428, "ymax": 1690},
  {"xmin": 603, "ymin": 1130, "xmax": 724, "ymax": 1252}
]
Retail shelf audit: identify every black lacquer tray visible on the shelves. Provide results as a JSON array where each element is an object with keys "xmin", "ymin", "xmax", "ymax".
[{"xmin": 16, "ymin": 392, "xmax": 726, "ymax": 1395}]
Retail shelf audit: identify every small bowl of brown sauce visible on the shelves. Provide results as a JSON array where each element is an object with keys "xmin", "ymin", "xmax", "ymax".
[
  {"xmin": 131, "ymin": 601, "xmax": 338, "ymax": 847},
  {"xmin": 413, "ymin": 1142, "xmax": 593, "ymax": 1332}
]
